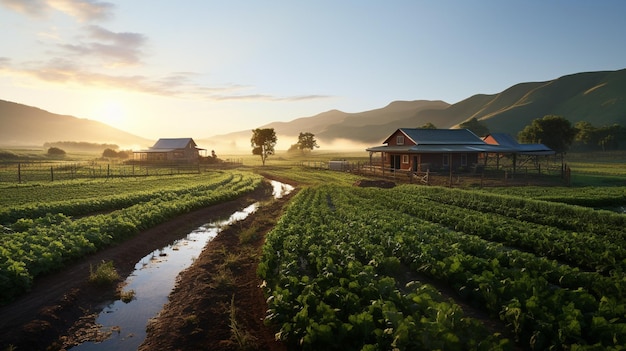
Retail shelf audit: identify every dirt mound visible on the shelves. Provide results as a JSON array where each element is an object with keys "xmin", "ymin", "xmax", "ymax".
[{"xmin": 353, "ymin": 179, "xmax": 396, "ymax": 188}]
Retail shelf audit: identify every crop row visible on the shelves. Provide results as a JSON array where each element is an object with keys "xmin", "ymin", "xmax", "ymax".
[
  {"xmin": 376, "ymin": 186, "xmax": 626, "ymax": 274},
  {"xmin": 483, "ymin": 185, "xmax": 626, "ymax": 208},
  {"xmin": 260, "ymin": 185, "xmax": 626, "ymax": 350},
  {"xmin": 0, "ymin": 172, "xmax": 236, "ymax": 224},
  {"xmin": 0, "ymin": 172, "xmax": 262, "ymax": 304},
  {"xmin": 415, "ymin": 186, "xmax": 626, "ymax": 240},
  {"xmin": 260, "ymin": 186, "xmax": 511, "ymax": 350}
]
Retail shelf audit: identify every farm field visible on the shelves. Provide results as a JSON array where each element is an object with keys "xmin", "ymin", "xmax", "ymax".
[
  {"xmin": 258, "ymin": 167, "xmax": 626, "ymax": 350},
  {"xmin": 1, "ymin": 156, "xmax": 626, "ymax": 350},
  {"xmin": 0, "ymin": 171, "xmax": 263, "ymax": 304}
]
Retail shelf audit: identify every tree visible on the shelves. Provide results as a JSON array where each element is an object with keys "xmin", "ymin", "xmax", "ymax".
[
  {"xmin": 251, "ymin": 128, "xmax": 277, "ymax": 166},
  {"xmin": 574, "ymin": 121, "xmax": 595, "ymax": 146},
  {"xmin": 418, "ymin": 122, "xmax": 437, "ymax": 129},
  {"xmin": 518, "ymin": 115, "xmax": 577, "ymax": 153},
  {"xmin": 459, "ymin": 117, "xmax": 490, "ymax": 137},
  {"xmin": 296, "ymin": 132, "xmax": 319, "ymax": 152},
  {"xmin": 102, "ymin": 148, "xmax": 118, "ymax": 158},
  {"xmin": 47, "ymin": 147, "xmax": 66, "ymax": 157}
]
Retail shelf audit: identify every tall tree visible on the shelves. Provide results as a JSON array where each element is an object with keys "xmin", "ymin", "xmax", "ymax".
[
  {"xmin": 518, "ymin": 115, "xmax": 577, "ymax": 153},
  {"xmin": 459, "ymin": 117, "xmax": 490, "ymax": 137},
  {"xmin": 296, "ymin": 132, "xmax": 319, "ymax": 152},
  {"xmin": 251, "ymin": 128, "xmax": 277, "ymax": 166},
  {"xmin": 574, "ymin": 121, "xmax": 595, "ymax": 146}
]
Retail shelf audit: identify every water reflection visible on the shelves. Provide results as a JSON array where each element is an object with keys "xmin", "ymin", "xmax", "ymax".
[{"xmin": 68, "ymin": 180, "xmax": 292, "ymax": 351}]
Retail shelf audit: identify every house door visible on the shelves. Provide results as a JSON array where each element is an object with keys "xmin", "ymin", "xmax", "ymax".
[
  {"xmin": 412, "ymin": 156, "xmax": 418, "ymax": 171},
  {"xmin": 390, "ymin": 155, "xmax": 401, "ymax": 170}
]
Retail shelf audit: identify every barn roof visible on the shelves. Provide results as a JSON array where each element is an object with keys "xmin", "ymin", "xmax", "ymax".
[
  {"xmin": 368, "ymin": 128, "xmax": 505, "ymax": 153},
  {"xmin": 151, "ymin": 138, "xmax": 197, "ymax": 149},
  {"xmin": 367, "ymin": 128, "xmax": 555, "ymax": 155},
  {"xmin": 389, "ymin": 128, "xmax": 487, "ymax": 146},
  {"xmin": 484, "ymin": 133, "xmax": 554, "ymax": 155}
]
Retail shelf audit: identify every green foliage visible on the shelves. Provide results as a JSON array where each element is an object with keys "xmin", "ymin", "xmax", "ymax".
[
  {"xmin": 0, "ymin": 171, "xmax": 263, "ymax": 304},
  {"xmin": 459, "ymin": 117, "xmax": 490, "ymax": 136},
  {"xmin": 229, "ymin": 295, "xmax": 258, "ymax": 349},
  {"xmin": 296, "ymin": 132, "xmax": 320, "ymax": 152},
  {"xmin": 518, "ymin": 115, "xmax": 577, "ymax": 153},
  {"xmin": 89, "ymin": 261, "xmax": 120, "ymax": 285},
  {"xmin": 573, "ymin": 122, "xmax": 626, "ymax": 151},
  {"xmin": 418, "ymin": 122, "xmax": 437, "ymax": 129},
  {"xmin": 0, "ymin": 150, "xmax": 19, "ymax": 160},
  {"xmin": 260, "ymin": 184, "xmax": 626, "ymax": 350},
  {"xmin": 46, "ymin": 147, "xmax": 66, "ymax": 156},
  {"xmin": 251, "ymin": 128, "xmax": 277, "ymax": 166}
]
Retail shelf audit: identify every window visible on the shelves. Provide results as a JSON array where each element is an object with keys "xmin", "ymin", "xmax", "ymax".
[
  {"xmin": 442, "ymin": 154, "xmax": 449, "ymax": 167},
  {"xmin": 402, "ymin": 155, "xmax": 409, "ymax": 164},
  {"xmin": 396, "ymin": 135, "xmax": 404, "ymax": 145},
  {"xmin": 461, "ymin": 154, "xmax": 468, "ymax": 166}
]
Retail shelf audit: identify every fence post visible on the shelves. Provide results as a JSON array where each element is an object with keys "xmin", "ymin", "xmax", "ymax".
[
  {"xmin": 50, "ymin": 166, "xmax": 54, "ymax": 182},
  {"xmin": 18, "ymin": 163, "xmax": 22, "ymax": 183}
]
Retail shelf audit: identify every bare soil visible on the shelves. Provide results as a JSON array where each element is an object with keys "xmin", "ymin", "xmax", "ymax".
[{"xmin": 0, "ymin": 181, "xmax": 293, "ymax": 351}]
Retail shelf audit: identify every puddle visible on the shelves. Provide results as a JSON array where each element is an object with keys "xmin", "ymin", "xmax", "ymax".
[{"xmin": 67, "ymin": 180, "xmax": 292, "ymax": 351}]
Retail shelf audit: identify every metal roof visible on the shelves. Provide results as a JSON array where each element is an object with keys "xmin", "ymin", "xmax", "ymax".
[
  {"xmin": 367, "ymin": 129, "xmax": 556, "ymax": 155},
  {"xmin": 385, "ymin": 128, "xmax": 486, "ymax": 145},
  {"xmin": 366, "ymin": 144, "xmax": 507, "ymax": 153},
  {"xmin": 484, "ymin": 133, "xmax": 555, "ymax": 155},
  {"xmin": 152, "ymin": 138, "xmax": 196, "ymax": 149}
]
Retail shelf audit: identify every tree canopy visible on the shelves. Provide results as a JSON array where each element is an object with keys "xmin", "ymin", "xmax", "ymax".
[
  {"xmin": 518, "ymin": 115, "xmax": 577, "ymax": 153},
  {"xmin": 418, "ymin": 122, "xmax": 437, "ymax": 129},
  {"xmin": 574, "ymin": 121, "xmax": 626, "ymax": 151},
  {"xmin": 458, "ymin": 117, "xmax": 490, "ymax": 137},
  {"xmin": 296, "ymin": 132, "xmax": 319, "ymax": 152},
  {"xmin": 251, "ymin": 128, "xmax": 277, "ymax": 166}
]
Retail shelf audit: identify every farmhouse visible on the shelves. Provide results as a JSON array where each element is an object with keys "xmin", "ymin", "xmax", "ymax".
[
  {"xmin": 366, "ymin": 128, "xmax": 503, "ymax": 173},
  {"xmin": 365, "ymin": 128, "xmax": 555, "ymax": 174},
  {"xmin": 133, "ymin": 138, "xmax": 205, "ymax": 163}
]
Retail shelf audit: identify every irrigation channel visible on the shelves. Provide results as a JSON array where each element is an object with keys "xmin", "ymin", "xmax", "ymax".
[{"xmin": 68, "ymin": 180, "xmax": 294, "ymax": 351}]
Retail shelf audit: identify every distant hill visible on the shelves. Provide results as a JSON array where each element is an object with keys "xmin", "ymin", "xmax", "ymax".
[
  {"xmin": 0, "ymin": 100, "xmax": 151, "ymax": 149},
  {"xmin": 4, "ymin": 68, "xmax": 626, "ymax": 152},
  {"xmin": 206, "ymin": 68, "xmax": 626, "ymax": 150}
]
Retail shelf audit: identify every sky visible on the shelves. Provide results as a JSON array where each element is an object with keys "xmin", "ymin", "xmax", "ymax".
[{"xmin": 1, "ymin": 0, "xmax": 626, "ymax": 141}]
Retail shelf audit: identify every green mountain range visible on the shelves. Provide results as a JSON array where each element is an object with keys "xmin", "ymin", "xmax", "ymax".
[
  {"xmin": 206, "ymin": 68, "xmax": 626, "ymax": 150},
  {"xmin": 2, "ymin": 68, "xmax": 625, "ymax": 151}
]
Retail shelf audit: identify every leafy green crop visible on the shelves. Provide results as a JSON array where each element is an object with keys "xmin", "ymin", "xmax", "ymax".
[
  {"xmin": 260, "ymin": 184, "xmax": 626, "ymax": 350},
  {"xmin": 0, "ymin": 171, "xmax": 262, "ymax": 304}
]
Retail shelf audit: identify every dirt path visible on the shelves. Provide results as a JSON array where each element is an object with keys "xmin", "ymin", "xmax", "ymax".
[
  {"xmin": 139, "ymin": 187, "xmax": 294, "ymax": 351},
  {"xmin": 0, "ymin": 182, "xmax": 288, "ymax": 350}
]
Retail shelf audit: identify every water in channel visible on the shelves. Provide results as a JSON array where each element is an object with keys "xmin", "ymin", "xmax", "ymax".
[{"xmin": 68, "ymin": 180, "xmax": 293, "ymax": 351}]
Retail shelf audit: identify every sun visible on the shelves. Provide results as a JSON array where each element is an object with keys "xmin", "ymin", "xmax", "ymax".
[{"xmin": 96, "ymin": 100, "xmax": 127, "ymax": 128}]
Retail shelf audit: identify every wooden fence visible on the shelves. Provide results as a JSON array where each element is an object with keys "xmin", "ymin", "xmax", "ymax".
[
  {"xmin": 0, "ymin": 160, "xmax": 241, "ymax": 183},
  {"xmin": 298, "ymin": 160, "xmax": 570, "ymax": 187}
]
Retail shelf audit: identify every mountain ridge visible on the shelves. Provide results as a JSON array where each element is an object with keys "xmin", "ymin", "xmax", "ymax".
[
  {"xmin": 0, "ymin": 99, "xmax": 152, "ymax": 149},
  {"xmin": 2, "ymin": 68, "xmax": 625, "ymax": 152}
]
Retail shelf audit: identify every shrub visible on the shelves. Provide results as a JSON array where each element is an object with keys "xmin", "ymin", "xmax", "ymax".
[
  {"xmin": 47, "ymin": 147, "xmax": 66, "ymax": 156},
  {"xmin": 0, "ymin": 150, "xmax": 19, "ymax": 160},
  {"xmin": 89, "ymin": 260, "xmax": 120, "ymax": 285},
  {"xmin": 102, "ymin": 148, "xmax": 119, "ymax": 158}
]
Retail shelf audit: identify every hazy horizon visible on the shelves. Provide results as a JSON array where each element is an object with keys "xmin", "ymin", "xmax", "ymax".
[{"xmin": 2, "ymin": 1, "xmax": 626, "ymax": 140}]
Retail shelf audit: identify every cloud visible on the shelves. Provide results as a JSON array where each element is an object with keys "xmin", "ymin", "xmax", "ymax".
[
  {"xmin": 0, "ymin": 0, "xmax": 114, "ymax": 21},
  {"xmin": 1, "ymin": 58, "xmax": 331, "ymax": 103},
  {"xmin": 59, "ymin": 25, "xmax": 147, "ymax": 65},
  {"xmin": 48, "ymin": 0, "xmax": 115, "ymax": 22},
  {"xmin": 0, "ymin": 0, "xmax": 47, "ymax": 16},
  {"xmin": 0, "ymin": 57, "xmax": 11, "ymax": 68}
]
